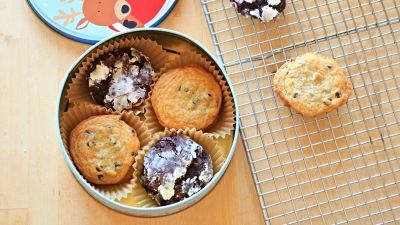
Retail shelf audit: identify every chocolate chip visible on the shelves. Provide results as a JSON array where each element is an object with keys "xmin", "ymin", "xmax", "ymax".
[
  {"xmin": 96, "ymin": 167, "xmax": 101, "ymax": 172},
  {"xmin": 179, "ymin": 86, "xmax": 182, "ymax": 91},
  {"xmin": 327, "ymin": 64, "xmax": 332, "ymax": 69},
  {"xmin": 335, "ymin": 92, "xmax": 341, "ymax": 98},
  {"xmin": 107, "ymin": 126, "xmax": 113, "ymax": 129},
  {"xmin": 87, "ymin": 141, "xmax": 96, "ymax": 147},
  {"xmin": 293, "ymin": 93, "xmax": 298, "ymax": 98},
  {"xmin": 131, "ymin": 129, "xmax": 135, "ymax": 133},
  {"xmin": 114, "ymin": 162, "xmax": 121, "ymax": 168},
  {"xmin": 84, "ymin": 130, "xmax": 91, "ymax": 134},
  {"xmin": 131, "ymin": 152, "xmax": 138, "ymax": 157},
  {"xmin": 98, "ymin": 175, "xmax": 104, "ymax": 180},
  {"xmin": 207, "ymin": 93, "xmax": 212, "ymax": 97}
]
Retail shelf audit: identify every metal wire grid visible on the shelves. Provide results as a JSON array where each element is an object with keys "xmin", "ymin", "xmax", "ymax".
[{"xmin": 201, "ymin": 0, "xmax": 400, "ymax": 224}]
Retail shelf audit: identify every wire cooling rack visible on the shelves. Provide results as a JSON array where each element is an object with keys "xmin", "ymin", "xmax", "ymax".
[{"xmin": 201, "ymin": 0, "xmax": 400, "ymax": 224}]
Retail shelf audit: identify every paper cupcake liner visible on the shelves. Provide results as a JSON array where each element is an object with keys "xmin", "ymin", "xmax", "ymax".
[
  {"xmin": 144, "ymin": 50, "xmax": 236, "ymax": 138},
  {"xmin": 66, "ymin": 38, "xmax": 169, "ymax": 115},
  {"xmin": 131, "ymin": 128, "xmax": 226, "ymax": 207},
  {"xmin": 59, "ymin": 104, "xmax": 152, "ymax": 201}
]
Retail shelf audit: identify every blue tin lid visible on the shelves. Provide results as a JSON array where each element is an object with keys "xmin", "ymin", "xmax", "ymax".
[{"xmin": 27, "ymin": 0, "xmax": 178, "ymax": 44}]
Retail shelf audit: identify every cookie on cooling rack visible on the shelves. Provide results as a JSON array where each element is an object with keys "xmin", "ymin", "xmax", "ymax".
[
  {"xmin": 230, "ymin": 0, "xmax": 286, "ymax": 22},
  {"xmin": 273, "ymin": 52, "xmax": 352, "ymax": 117}
]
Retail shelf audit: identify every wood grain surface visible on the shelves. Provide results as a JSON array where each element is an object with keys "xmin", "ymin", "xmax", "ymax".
[{"xmin": 0, "ymin": 1, "xmax": 265, "ymax": 225}]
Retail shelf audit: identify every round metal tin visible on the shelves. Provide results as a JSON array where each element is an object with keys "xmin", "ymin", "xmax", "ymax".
[{"xmin": 56, "ymin": 28, "xmax": 239, "ymax": 217}]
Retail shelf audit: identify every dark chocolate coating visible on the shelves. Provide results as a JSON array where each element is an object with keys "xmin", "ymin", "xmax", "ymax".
[
  {"xmin": 140, "ymin": 135, "xmax": 213, "ymax": 206},
  {"xmin": 88, "ymin": 48, "xmax": 153, "ymax": 111},
  {"xmin": 230, "ymin": 0, "xmax": 286, "ymax": 21}
]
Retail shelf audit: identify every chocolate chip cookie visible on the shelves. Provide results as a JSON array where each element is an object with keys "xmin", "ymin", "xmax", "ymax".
[
  {"xmin": 230, "ymin": 0, "xmax": 286, "ymax": 22},
  {"xmin": 273, "ymin": 53, "xmax": 352, "ymax": 116},
  {"xmin": 151, "ymin": 65, "xmax": 222, "ymax": 131},
  {"xmin": 69, "ymin": 115, "xmax": 140, "ymax": 185}
]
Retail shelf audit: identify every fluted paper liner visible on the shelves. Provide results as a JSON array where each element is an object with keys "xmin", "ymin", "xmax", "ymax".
[
  {"xmin": 131, "ymin": 128, "xmax": 225, "ymax": 207},
  {"xmin": 66, "ymin": 38, "xmax": 169, "ymax": 115},
  {"xmin": 144, "ymin": 50, "xmax": 236, "ymax": 138},
  {"xmin": 59, "ymin": 104, "xmax": 152, "ymax": 201}
]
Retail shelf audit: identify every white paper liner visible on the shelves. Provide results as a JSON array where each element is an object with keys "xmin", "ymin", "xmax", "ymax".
[
  {"xmin": 131, "ymin": 128, "xmax": 225, "ymax": 207},
  {"xmin": 59, "ymin": 104, "xmax": 151, "ymax": 201}
]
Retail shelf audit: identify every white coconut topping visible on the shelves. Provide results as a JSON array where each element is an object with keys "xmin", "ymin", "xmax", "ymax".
[
  {"xmin": 260, "ymin": 5, "xmax": 279, "ymax": 22},
  {"xmin": 88, "ymin": 62, "xmax": 109, "ymax": 87},
  {"xmin": 268, "ymin": 0, "xmax": 281, "ymax": 6},
  {"xmin": 89, "ymin": 48, "xmax": 154, "ymax": 111},
  {"xmin": 142, "ymin": 135, "xmax": 214, "ymax": 203},
  {"xmin": 231, "ymin": 0, "xmax": 282, "ymax": 23}
]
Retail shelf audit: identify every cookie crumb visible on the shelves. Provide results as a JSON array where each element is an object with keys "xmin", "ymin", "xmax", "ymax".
[{"xmin": 0, "ymin": 33, "xmax": 10, "ymax": 43}]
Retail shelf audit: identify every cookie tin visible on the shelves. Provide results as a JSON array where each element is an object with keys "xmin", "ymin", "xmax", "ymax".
[
  {"xmin": 56, "ymin": 28, "xmax": 239, "ymax": 217},
  {"xmin": 27, "ymin": 0, "xmax": 178, "ymax": 44}
]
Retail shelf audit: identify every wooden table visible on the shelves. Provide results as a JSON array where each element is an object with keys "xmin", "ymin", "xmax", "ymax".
[{"xmin": 0, "ymin": 1, "xmax": 265, "ymax": 224}]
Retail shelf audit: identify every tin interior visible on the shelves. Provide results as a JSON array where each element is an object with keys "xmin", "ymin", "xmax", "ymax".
[{"xmin": 56, "ymin": 28, "xmax": 239, "ymax": 217}]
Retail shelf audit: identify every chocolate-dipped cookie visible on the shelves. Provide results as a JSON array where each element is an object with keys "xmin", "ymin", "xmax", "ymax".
[
  {"xmin": 88, "ymin": 48, "xmax": 154, "ymax": 111},
  {"xmin": 140, "ymin": 135, "xmax": 213, "ymax": 206},
  {"xmin": 230, "ymin": 0, "xmax": 286, "ymax": 22}
]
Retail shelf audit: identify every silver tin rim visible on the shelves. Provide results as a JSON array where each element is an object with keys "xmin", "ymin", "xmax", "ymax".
[{"xmin": 56, "ymin": 28, "xmax": 240, "ymax": 217}]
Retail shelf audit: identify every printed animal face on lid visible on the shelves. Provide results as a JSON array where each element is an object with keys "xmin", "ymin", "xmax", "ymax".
[
  {"xmin": 53, "ymin": 0, "xmax": 167, "ymax": 32},
  {"xmin": 77, "ymin": 0, "xmax": 142, "ymax": 30}
]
